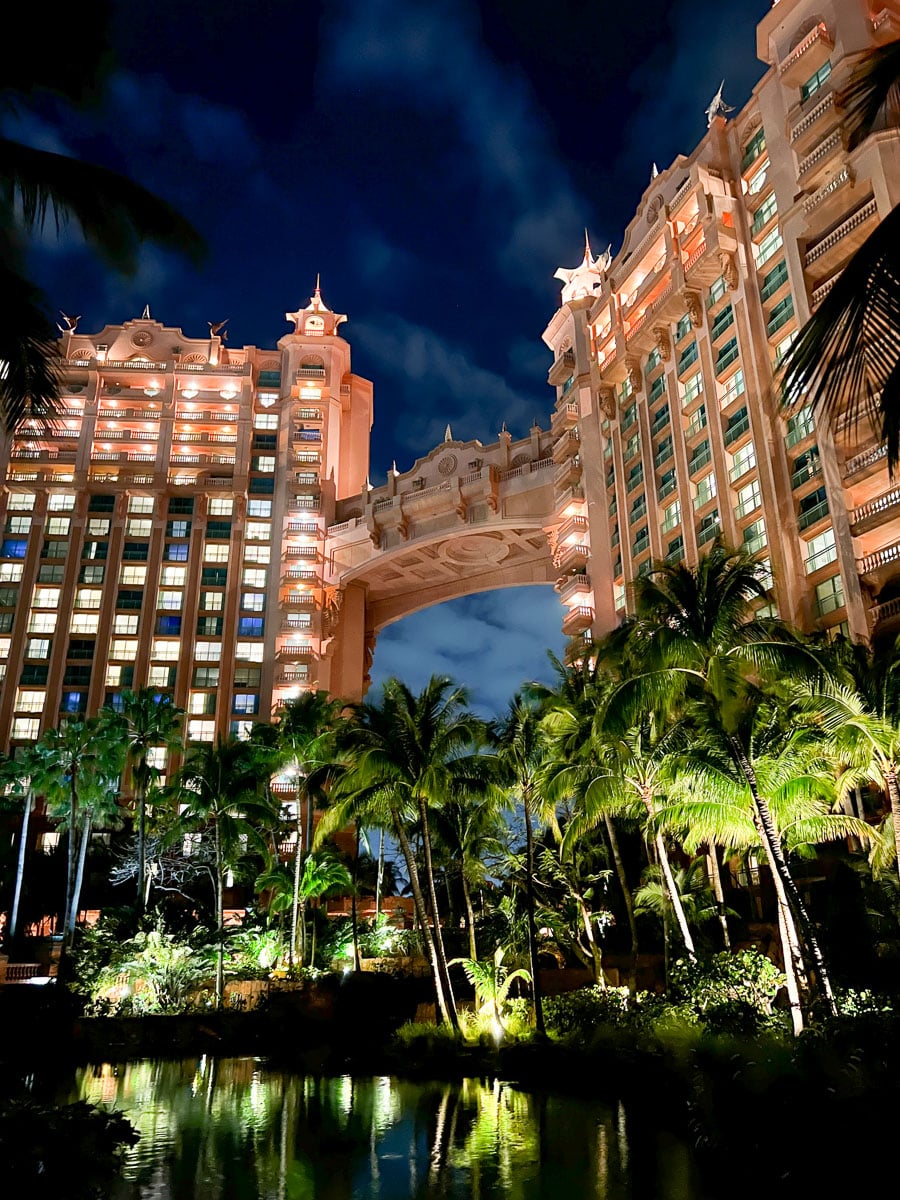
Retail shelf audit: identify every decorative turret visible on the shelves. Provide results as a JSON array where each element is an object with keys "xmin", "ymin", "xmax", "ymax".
[
  {"xmin": 284, "ymin": 275, "xmax": 348, "ymax": 337},
  {"xmin": 553, "ymin": 231, "xmax": 609, "ymax": 303}
]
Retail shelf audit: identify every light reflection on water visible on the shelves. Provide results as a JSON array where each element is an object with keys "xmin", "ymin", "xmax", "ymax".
[{"xmin": 71, "ymin": 1058, "xmax": 700, "ymax": 1199}]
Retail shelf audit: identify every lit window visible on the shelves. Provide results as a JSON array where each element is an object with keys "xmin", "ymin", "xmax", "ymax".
[
  {"xmin": 148, "ymin": 665, "xmax": 175, "ymax": 687},
  {"xmin": 33, "ymin": 587, "xmax": 61, "ymax": 608},
  {"xmin": 253, "ymin": 413, "xmax": 278, "ymax": 429},
  {"xmin": 160, "ymin": 566, "xmax": 187, "ymax": 587},
  {"xmin": 815, "ymin": 575, "xmax": 845, "ymax": 616},
  {"xmin": 8, "ymin": 493, "xmax": 35, "ymax": 510},
  {"xmin": 0, "ymin": 637, "xmax": 11, "ymax": 658},
  {"xmin": 737, "ymin": 479, "xmax": 762, "ymax": 517},
  {"xmin": 194, "ymin": 641, "xmax": 222, "ymax": 662},
  {"xmin": 165, "ymin": 543, "xmax": 189, "ymax": 562},
  {"xmin": 12, "ymin": 717, "xmax": 40, "ymax": 740},
  {"xmin": 87, "ymin": 518, "xmax": 110, "ymax": 536},
  {"xmin": 0, "ymin": 564, "xmax": 24, "ymax": 582},
  {"xmin": 238, "ymin": 616, "xmax": 264, "ymax": 637},
  {"xmin": 695, "ymin": 473, "xmax": 717, "ymax": 506},
  {"xmin": 231, "ymin": 719, "xmax": 255, "ymax": 739},
  {"xmin": 158, "ymin": 590, "xmax": 183, "ymax": 611},
  {"xmin": 253, "ymin": 455, "xmax": 276, "ymax": 473},
  {"xmin": 194, "ymin": 667, "xmax": 220, "ymax": 687},
  {"xmin": 244, "ymin": 544, "xmax": 270, "ymax": 564},
  {"xmin": 151, "ymin": 639, "xmax": 181, "ymax": 661},
  {"xmin": 189, "ymin": 691, "xmax": 215, "ymax": 715},
  {"xmin": 6, "ymin": 516, "xmax": 32, "ymax": 534},
  {"xmin": 129, "ymin": 496, "xmax": 154, "ymax": 514},
  {"xmin": 46, "ymin": 517, "xmax": 70, "ymax": 537},
  {"xmin": 114, "ymin": 614, "xmax": 139, "ymax": 635},
  {"xmin": 167, "ymin": 520, "xmax": 191, "ymax": 538},
  {"xmin": 15, "ymin": 690, "xmax": 45, "ymax": 713},
  {"xmin": 28, "ymin": 612, "xmax": 57, "ymax": 633},
  {"xmin": 109, "ymin": 638, "xmax": 139, "ymax": 659},
  {"xmin": 243, "ymin": 568, "xmax": 267, "ymax": 588},
  {"xmin": 204, "ymin": 543, "xmax": 230, "ymax": 563},
  {"xmin": 26, "ymin": 638, "xmax": 51, "ymax": 659},
  {"xmin": 754, "ymin": 227, "xmax": 783, "ymax": 268},
  {"xmin": 200, "ymin": 591, "xmax": 224, "ymax": 611},
  {"xmin": 235, "ymin": 641, "xmax": 265, "ymax": 662},
  {"xmin": 120, "ymin": 565, "xmax": 147, "ymax": 585},
  {"xmin": 70, "ymin": 612, "xmax": 100, "ymax": 634},
  {"xmin": 233, "ymin": 693, "xmax": 259, "ymax": 714},
  {"xmin": 805, "ymin": 528, "xmax": 837, "ymax": 574},
  {"xmin": 731, "ymin": 442, "xmax": 757, "ymax": 479},
  {"xmin": 106, "ymin": 665, "xmax": 122, "ymax": 686},
  {"xmin": 147, "ymin": 747, "xmax": 168, "ymax": 770},
  {"xmin": 246, "ymin": 522, "xmax": 271, "ymax": 541},
  {"xmin": 241, "ymin": 593, "xmax": 265, "ymax": 612},
  {"xmin": 208, "ymin": 497, "xmax": 234, "ymax": 516},
  {"xmin": 682, "ymin": 373, "xmax": 702, "ymax": 405},
  {"xmin": 127, "ymin": 518, "xmax": 153, "ymax": 537},
  {"xmin": 187, "ymin": 719, "xmax": 215, "ymax": 742},
  {"xmin": 247, "ymin": 500, "xmax": 272, "ymax": 517},
  {"xmin": 47, "ymin": 493, "xmax": 75, "ymax": 511}
]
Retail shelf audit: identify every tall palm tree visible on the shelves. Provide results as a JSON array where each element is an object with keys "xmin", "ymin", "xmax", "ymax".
[
  {"xmin": 778, "ymin": 38, "xmax": 900, "ymax": 467},
  {"xmin": 623, "ymin": 543, "xmax": 839, "ymax": 1017},
  {"xmin": 0, "ymin": 5, "xmax": 204, "ymax": 430},
  {"xmin": 174, "ymin": 737, "xmax": 277, "ymax": 1005},
  {"xmin": 321, "ymin": 676, "xmax": 493, "ymax": 1030},
  {"xmin": 495, "ymin": 695, "xmax": 551, "ymax": 1035},
  {"xmin": 111, "ymin": 689, "xmax": 184, "ymax": 911},
  {"xmin": 0, "ymin": 749, "xmax": 41, "ymax": 942}
]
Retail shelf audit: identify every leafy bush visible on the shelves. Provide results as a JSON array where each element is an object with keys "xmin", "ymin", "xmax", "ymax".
[
  {"xmin": 90, "ymin": 925, "xmax": 214, "ymax": 1014},
  {"xmin": 394, "ymin": 1020, "xmax": 463, "ymax": 1052},
  {"xmin": 671, "ymin": 951, "xmax": 784, "ymax": 1017},
  {"xmin": 834, "ymin": 988, "xmax": 895, "ymax": 1018},
  {"xmin": 544, "ymin": 985, "xmax": 639, "ymax": 1035}
]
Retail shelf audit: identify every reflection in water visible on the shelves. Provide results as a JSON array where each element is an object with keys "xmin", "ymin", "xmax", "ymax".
[{"xmin": 71, "ymin": 1059, "xmax": 699, "ymax": 1199}]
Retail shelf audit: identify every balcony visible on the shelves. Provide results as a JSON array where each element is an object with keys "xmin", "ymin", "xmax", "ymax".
[
  {"xmin": 555, "ymin": 573, "xmax": 592, "ymax": 604},
  {"xmin": 276, "ymin": 642, "xmax": 316, "ymax": 662},
  {"xmin": 797, "ymin": 129, "xmax": 843, "ymax": 189},
  {"xmin": 688, "ymin": 447, "xmax": 712, "ymax": 475},
  {"xmin": 870, "ymin": 595, "xmax": 900, "ymax": 629},
  {"xmin": 548, "ymin": 349, "xmax": 576, "ymax": 386},
  {"xmin": 555, "ymin": 456, "xmax": 582, "ymax": 490},
  {"xmin": 790, "ymin": 88, "xmax": 836, "ymax": 151},
  {"xmin": 283, "ymin": 546, "xmax": 319, "ymax": 561},
  {"xmin": 552, "ymin": 429, "xmax": 581, "ymax": 464},
  {"xmin": 556, "ymin": 483, "xmax": 585, "ymax": 510},
  {"xmin": 724, "ymin": 413, "xmax": 751, "ymax": 447},
  {"xmin": 295, "ymin": 366, "xmax": 326, "ymax": 381},
  {"xmin": 844, "ymin": 443, "xmax": 887, "ymax": 481},
  {"xmin": 551, "ymin": 401, "xmax": 580, "ymax": 432},
  {"xmin": 697, "ymin": 520, "xmax": 721, "ymax": 545},
  {"xmin": 778, "ymin": 22, "xmax": 833, "ymax": 86},
  {"xmin": 562, "ymin": 605, "xmax": 594, "ymax": 636},
  {"xmin": 555, "ymin": 542, "xmax": 590, "ymax": 573},
  {"xmin": 286, "ymin": 521, "xmax": 319, "ymax": 535},
  {"xmin": 557, "ymin": 515, "xmax": 589, "ymax": 544},
  {"xmin": 805, "ymin": 199, "xmax": 878, "ymax": 274},
  {"xmin": 858, "ymin": 540, "xmax": 900, "ymax": 579},
  {"xmin": 798, "ymin": 498, "xmax": 830, "ymax": 531},
  {"xmin": 281, "ymin": 567, "xmax": 321, "ymax": 585},
  {"xmin": 850, "ymin": 486, "xmax": 900, "ymax": 534},
  {"xmin": 277, "ymin": 669, "xmax": 310, "ymax": 685}
]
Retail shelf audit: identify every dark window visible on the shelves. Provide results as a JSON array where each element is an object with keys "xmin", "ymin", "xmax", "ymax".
[
  {"xmin": 123, "ymin": 542, "xmax": 149, "ymax": 561},
  {"xmin": 201, "ymin": 567, "xmax": 228, "ymax": 587},
  {"xmin": 42, "ymin": 540, "xmax": 69, "ymax": 559},
  {"xmin": 88, "ymin": 495, "xmax": 115, "ymax": 513},
  {"xmin": 156, "ymin": 615, "xmax": 183, "ymax": 635},
  {"xmin": 193, "ymin": 666, "xmax": 220, "ymax": 687},
  {"xmin": 1, "ymin": 539, "xmax": 28, "ymax": 558},
  {"xmin": 258, "ymin": 370, "xmax": 281, "ymax": 387},
  {"xmin": 63, "ymin": 664, "xmax": 92, "ymax": 686},
  {"xmin": 79, "ymin": 565, "xmax": 105, "ymax": 583},
  {"xmin": 117, "ymin": 589, "xmax": 144, "ymax": 611},
  {"xmin": 166, "ymin": 520, "xmax": 191, "ymax": 538},
  {"xmin": 197, "ymin": 616, "xmax": 223, "ymax": 636},
  {"xmin": 0, "ymin": 613, "xmax": 14, "ymax": 633},
  {"xmin": 252, "ymin": 433, "xmax": 277, "ymax": 450},
  {"xmin": 39, "ymin": 566, "xmax": 66, "ymax": 583},
  {"xmin": 61, "ymin": 691, "xmax": 87, "ymax": 714},
  {"xmin": 0, "ymin": 587, "xmax": 19, "ymax": 606},
  {"xmin": 233, "ymin": 667, "xmax": 261, "ymax": 687},
  {"xmin": 168, "ymin": 497, "xmax": 195, "ymax": 514},
  {"xmin": 67, "ymin": 638, "xmax": 95, "ymax": 660},
  {"xmin": 238, "ymin": 616, "xmax": 264, "ymax": 637},
  {"xmin": 249, "ymin": 477, "xmax": 274, "ymax": 494},
  {"xmin": 164, "ymin": 543, "xmax": 189, "ymax": 561},
  {"xmin": 205, "ymin": 520, "xmax": 232, "ymax": 539},
  {"xmin": 20, "ymin": 665, "xmax": 48, "ymax": 685},
  {"xmin": 104, "ymin": 692, "xmax": 126, "ymax": 713},
  {"xmin": 81, "ymin": 541, "xmax": 108, "ymax": 560},
  {"xmin": 119, "ymin": 665, "xmax": 135, "ymax": 688}
]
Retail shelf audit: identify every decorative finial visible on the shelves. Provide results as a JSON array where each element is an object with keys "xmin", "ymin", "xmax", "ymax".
[
  {"xmin": 583, "ymin": 227, "xmax": 592, "ymax": 260},
  {"xmin": 208, "ymin": 320, "xmax": 228, "ymax": 337},
  {"xmin": 57, "ymin": 311, "xmax": 81, "ymax": 333},
  {"xmin": 705, "ymin": 81, "xmax": 734, "ymax": 127},
  {"xmin": 141, "ymin": 304, "xmax": 151, "ymax": 320},
  {"xmin": 651, "ymin": 162, "xmax": 659, "ymax": 180},
  {"xmin": 315, "ymin": 272, "xmax": 321, "ymax": 295},
  {"xmin": 391, "ymin": 460, "xmax": 399, "ymax": 476},
  {"xmin": 444, "ymin": 423, "xmax": 453, "ymax": 443},
  {"xmin": 365, "ymin": 474, "xmax": 372, "ymax": 491},
  {"xmin": 500, "ymin": 421, "xmax": 508, "ymax": 435}
]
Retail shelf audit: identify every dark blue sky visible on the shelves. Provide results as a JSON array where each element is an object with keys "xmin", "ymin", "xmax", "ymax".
[{"xmin": 9, "ymin": 0, "xmax": 767, "ymax": 714}]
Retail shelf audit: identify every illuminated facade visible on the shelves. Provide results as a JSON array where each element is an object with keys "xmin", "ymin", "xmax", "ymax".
[
  {"xmin": 0, "ymin": 286, "xmax": 373, "ymax": 752},
  {"xmin": 543, "ymin": 0, "xmax": 900, "ymax": 648}
]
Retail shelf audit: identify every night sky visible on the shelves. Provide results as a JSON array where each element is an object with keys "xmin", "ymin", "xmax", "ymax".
[{"xmin": 9, "ymin": 0, "xmax": 767, "ymax": 715}]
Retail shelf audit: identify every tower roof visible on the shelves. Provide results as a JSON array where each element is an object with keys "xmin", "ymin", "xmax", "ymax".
[
  {"xmin": 553, "ymin": 232, "xmax": 610, "ymax": 303},
  {"xmin": 285, "ymin": 276, "xmax": 347, "ymax": 336}
]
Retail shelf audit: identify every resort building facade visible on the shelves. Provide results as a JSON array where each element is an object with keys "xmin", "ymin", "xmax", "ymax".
[{"xmin": 543, "ymin": 0, "xmax": 900, "ymax": 651}]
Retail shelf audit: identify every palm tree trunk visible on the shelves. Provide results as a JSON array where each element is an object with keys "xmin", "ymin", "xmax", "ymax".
[
  {"xmin": 728, "ymin": 735, "xmax": 836, "ymax": 1015},
  {"xmin": 62, "ymin": 768, "xmax": 80, "ymax": 952},
  {"xmin": 136, "ymin": 782, "xmax": 146, "ymax": 914},
  {"xmin": 290, "ymin": 795, "xmax": 302, "ymax": 967},
  {"xmin": 393, "ymin": 810, "xmax": 457, "ymax": 1030},
  {"xmin": 776, "ymin": 897, "xmax": 805, "ymax": 1037},
  {"xmin": 884, "ymin": 768, "xmax": 900, "ymax": 886},
  {"xmin": 375, "ymin": 831, "xmax": 385, "ymax": 917},
  {"xmin": 350, "ymin": 822, "xmax": 361, "ymax": 972},
  {"xmin": 9, "ymin": 789, "xmax": 32, "ymax": 940},
  {"xmin": 214, "ymin": 822, "xmax": 224, "ymax": 1008},
  {"xmin": 653, "ymin": 831, "xmax": 696, "ymax": 960},
  {"xmin": 461, "ymin": 870, "xmax": 478, "ymax": 961},
  {"xmin": 416, "ymin": 796, "xmax": 458, "ymax": 1027},
  {"xmin": 68, "ymin": 811, "xmax": 93, "ymax": 941},
  {"xmin": 577, "ymin": 896, "xmax": 605, "ymax": 987},
  {"xmin": 523, "ymin": 785, "xmax": 546, "ymax": 1037},
  {"xmin": 706, "ymin": 843, "xmax": 731, "ymax": 951},
  {"xmin": 604, "ymin": 813, "xmax": 638, "ymax": 958}
]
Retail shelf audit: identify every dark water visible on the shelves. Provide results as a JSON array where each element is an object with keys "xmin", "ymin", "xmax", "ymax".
[{"xmin": 70, "ymin": 1058, "xmax": 702, "ymax": 1199}]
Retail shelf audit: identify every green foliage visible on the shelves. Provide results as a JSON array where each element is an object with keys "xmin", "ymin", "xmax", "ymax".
[
  {"xmin": 394, "ymin": 1020, "xmax": 464, "ymax": 1052},
  {"xmin": 671, "ymin": 950, "xmax": 785, "ymax": 1018},
  {"xmin": 0, "ymin": 1099, "xmax": 138, "ymax": 1199},
  {"xmin": 91, "ymin": 924, "xmax": 214, "ymax": 1014}
]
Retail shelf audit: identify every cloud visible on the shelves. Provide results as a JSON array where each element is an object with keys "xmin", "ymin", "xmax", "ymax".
[
  {"xmin": 322, "ymin": 0, "xmax": 589, "ymax": 289},
  {"xmin": 351, "ymin": 313, "xmax": 545, "ymax": 462},
  {"xmin": 370, "ymin": 586, "xmax": 567, "ymax": 717}
]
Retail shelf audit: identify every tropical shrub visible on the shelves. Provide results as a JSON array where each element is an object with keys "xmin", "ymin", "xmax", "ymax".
[{"xmin": 91, "ymin": 925, "xmax": 213, "ymax": 1013}]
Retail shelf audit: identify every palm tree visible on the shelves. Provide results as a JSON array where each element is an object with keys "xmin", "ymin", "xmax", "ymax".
[
  {"xmin": 778, "ymin": 38, "xmax": 900, "ymax": 467},
  {"xmin": 622, "ymin": 543, "xmax": 839, "ymax": 1019},
  {"xmin": 112, "ymin": 689, "xmax": 184, "ymax": 911},
  {"xmin": 174, "ymin": 737, "xmax": 277, "ymax": 1005},
  {"xmin": 494, "ymin": 694, "xmax": 555, "ymax": 1035},
  {"xmin": 0, "ymin": 749, "xmax": 40, "ymax": 942},
  {"xmin": 321, "ymin": 676, "xmax": 494, "ymax": 1030},
  {"xmin": 295, "ymin": 852, "xmax": 353, "ymax": 968},
  {"xmin": 0, "ymin": 7, "xmax": 204, "ymax": 430}
]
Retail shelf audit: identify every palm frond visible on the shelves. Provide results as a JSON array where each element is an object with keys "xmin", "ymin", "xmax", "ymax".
[{"xmin": 839, "ymin": 37, "xmax": 900, "ymax": 152}]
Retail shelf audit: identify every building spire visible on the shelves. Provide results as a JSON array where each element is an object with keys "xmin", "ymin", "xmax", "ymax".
[
  {"xmin": 141, "ymin": 303, "xmax": 151, "ymax": 319},
  {"xmin": 583, "ymin": 227, "xmax": 592, "ymax": 262},
  {"xmin": 444, "ymin": 423, "xmax": 453, "ymax": 443}
]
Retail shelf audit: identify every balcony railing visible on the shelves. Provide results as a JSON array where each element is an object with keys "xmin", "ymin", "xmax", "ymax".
[
  {"xmin": 797, "ymin": 129, "xmax": 841, "ymax": 179},
  {"xmin": 851, "ymin": 486, "xmax": 900, "ymax": 528},
  {"xmin": 724, "ymin": 415, "xmax": 750, "ymax": 446},
  {"xmin": 844, "ymin": 443, "xmax": 887, "ymax": 477},
  {"xmin": 798, "ymin": 499, "xmax": 830, "ymax": 530},
  {"xmin": 870, "ymin": 596, "xmax": 900, "ymax": 626},
  {"xmin": 697, "ymin": 521, "xmax": 721, "ymax": 545},
  {"xmin": 858, "ymin": 541, "xmax": 900, "ymax": 575},
  {"xmin": 806, "ymin": 199, "xmax": 878, "ymax": 266}
]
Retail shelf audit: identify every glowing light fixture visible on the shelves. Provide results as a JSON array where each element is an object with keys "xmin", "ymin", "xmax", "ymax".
[
  {"xmin": 182, "ymin": 387, "xmax": 199, "ymax": 399},
  {"xmin": 144, "ymin": 385, "xmax": 161, "ymax": 397},
  {"xmin": 220, "ymin": 387, "xmax": 238, "ymax": 400}
]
